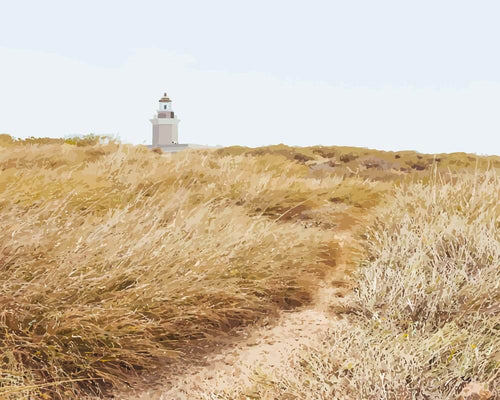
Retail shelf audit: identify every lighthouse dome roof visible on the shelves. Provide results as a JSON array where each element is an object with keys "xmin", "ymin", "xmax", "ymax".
[{"xmin": 159, "ymin": 92, "xmax": 172, "ymax": 103}]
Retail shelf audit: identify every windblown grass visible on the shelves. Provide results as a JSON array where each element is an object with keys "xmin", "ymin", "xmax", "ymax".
[
  {"xmin": 0, "ymin": 135, "xmax": 497, "ymax": 398},
  {"xmin": 216, "ymin": 171, "xmax": 499, "ymax": 399}
]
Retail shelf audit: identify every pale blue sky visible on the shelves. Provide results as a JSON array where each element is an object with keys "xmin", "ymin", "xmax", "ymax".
[{"xmin": 1, "ymin": 0, "xmax": 499, "ymax": 154}]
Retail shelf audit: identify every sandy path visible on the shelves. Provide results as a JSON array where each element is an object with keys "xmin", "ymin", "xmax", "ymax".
[
  {"xmin": 124, "ymin": 292, "xmax": 342, "ymax": 400},
  {"xmin": 120, "ymin": 232, "xmax": 356, "ymax": 400}
]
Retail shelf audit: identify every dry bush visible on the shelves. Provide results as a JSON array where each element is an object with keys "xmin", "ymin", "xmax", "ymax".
[
  {"xmin": 0, "ymin": 134, "xmax": 111, "ymax": 148},
  {"xmin": 0, "ymin": 134, "xmax": 15, "ymax": 147},
  {"xmin": 212, "ymin": 171, "xmax": 499, "ymax": 399},
  {"xmin": 62, "ymin": 134, "xmax": 106, "ymax": 147},
  {"xmin": 339, "ymin": 152, "xmax": 359, "ymax": 163},
  {"xmin": 217, "ymin": 144, "xmax": 500, "ymax": 181}
]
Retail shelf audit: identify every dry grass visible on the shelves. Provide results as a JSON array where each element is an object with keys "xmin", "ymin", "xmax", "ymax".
[
  {"xmin": 214, "ymin": 171, "xmax": 499, "ymax": 399},
  {"xmin": 0, "ymin": 135, "xmax": 498, "ymax": 399}
]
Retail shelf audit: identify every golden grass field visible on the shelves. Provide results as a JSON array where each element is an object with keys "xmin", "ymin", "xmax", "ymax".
[{"xmin": 0, "ymin": 134, "xmax": 498, "ymax": 399}]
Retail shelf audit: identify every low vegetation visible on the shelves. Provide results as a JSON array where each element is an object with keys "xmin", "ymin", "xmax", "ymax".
[
  {"xmin": 0, "ymin": 134, "xmax": 498, "ymax": 398},
  {"xmin": 213, "ymin": 172, "xmax": 499, "ymax": 399}
]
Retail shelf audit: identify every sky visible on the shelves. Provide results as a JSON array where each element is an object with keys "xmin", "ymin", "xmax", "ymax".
[{"xmin": 1, "ymin": 0, "xmax": 499, "ymax": 154}]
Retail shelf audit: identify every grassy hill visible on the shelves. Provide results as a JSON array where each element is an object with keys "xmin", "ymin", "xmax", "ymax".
[{"xmin": 0, "ymin": 135, "xmax": 498, "ymax": 398}]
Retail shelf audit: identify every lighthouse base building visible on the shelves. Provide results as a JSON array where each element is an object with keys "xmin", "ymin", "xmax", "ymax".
[{"xmin": 151, "ymin": 114, "xmax": 179, "ymax": 146}]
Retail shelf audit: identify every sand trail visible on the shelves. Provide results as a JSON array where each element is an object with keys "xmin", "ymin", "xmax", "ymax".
[{"xmin": 121, "ymin": 231, "xmax": 357, "ymax": 400}]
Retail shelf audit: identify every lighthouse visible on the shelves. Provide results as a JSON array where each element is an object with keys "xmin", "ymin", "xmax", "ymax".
[{"xmin": 150, "ymin": 92, "xmax": 180, "ymax": 147}]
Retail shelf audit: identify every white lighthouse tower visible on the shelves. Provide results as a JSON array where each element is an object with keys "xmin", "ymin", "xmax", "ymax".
[{"xmin": 150, "ymin": 92, "xmax": 181, "ymax": 147}]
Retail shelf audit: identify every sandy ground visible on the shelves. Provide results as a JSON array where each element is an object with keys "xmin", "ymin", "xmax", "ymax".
[
  {"xmin": 119, "ymin": 232, "xmax": 356, "ymax": 400},
  {"xmin": 121, "ymin": 291, "xmax": 344, "ymax": 400}
]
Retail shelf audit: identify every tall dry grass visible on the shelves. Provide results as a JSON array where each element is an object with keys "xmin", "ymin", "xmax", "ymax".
[
  {"xmin": 0, "ymin": 139, "xmax": 385, "ymax": 398},
  {"xmin": 215, "ymin": 171, "xmax": 499, "ymax": 399},
  {"xmin": 0, "ymin": 136, "xmax": 497, "ymax": 398}
]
